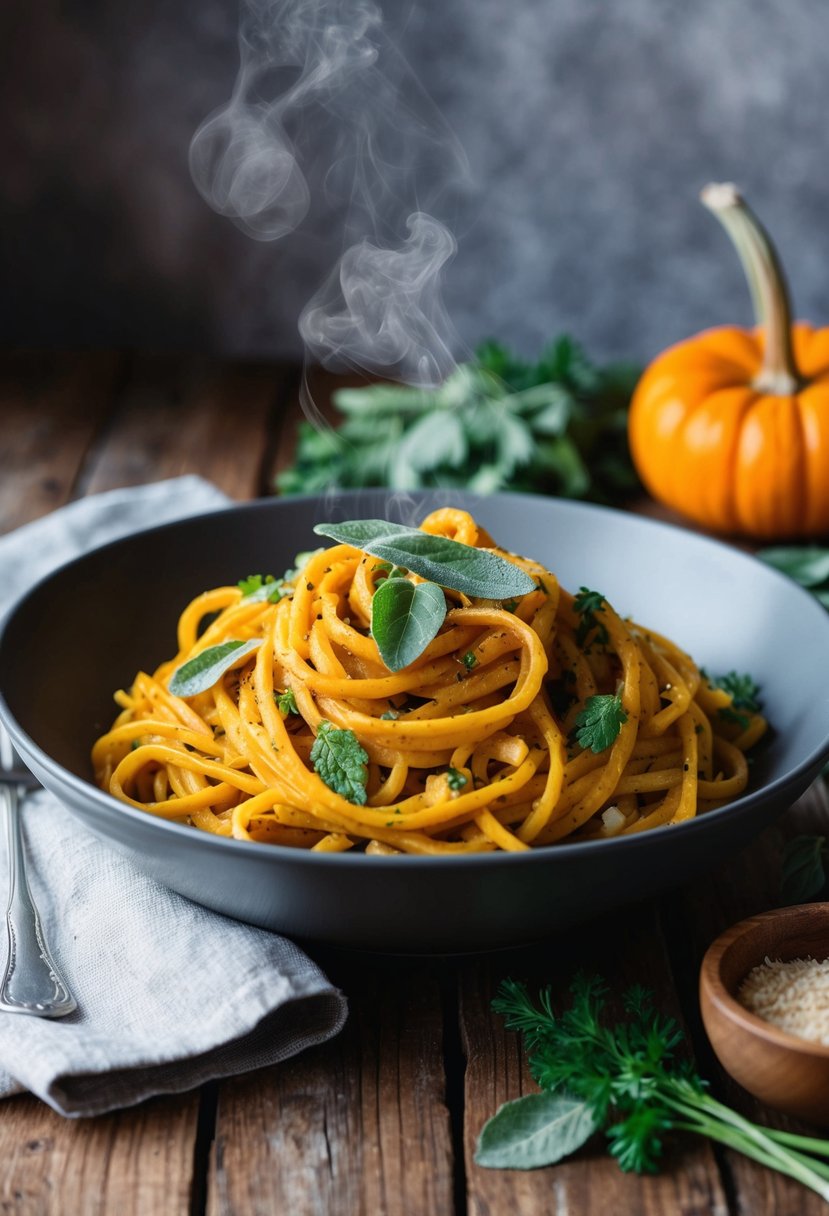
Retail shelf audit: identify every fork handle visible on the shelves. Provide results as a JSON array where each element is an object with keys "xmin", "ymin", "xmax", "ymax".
[{"xmin": 1, "ymin": 785, "xmax": 77, "ymax": 1017}]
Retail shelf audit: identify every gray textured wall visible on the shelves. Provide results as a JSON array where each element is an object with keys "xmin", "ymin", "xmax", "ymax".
[{"xmin": 3, "ymin": 0, "xmax": 828, "ymax": 364}]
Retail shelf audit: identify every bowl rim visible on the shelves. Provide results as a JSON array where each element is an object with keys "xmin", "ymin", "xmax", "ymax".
[
  {"xmin": 700, "ymin": 903, "xmax": 829, "ymax": 1059},
  {"xmin": 2, "ymin": 488, "xmax": 829, "ymax": 869}
]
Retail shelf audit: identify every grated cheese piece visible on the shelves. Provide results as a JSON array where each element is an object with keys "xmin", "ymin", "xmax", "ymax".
[
  {"xmin": 599, "ymin": 805, "xmax": 626, "ymax": 837},
  {"xmin": 737, "ymin": 955, "xmax": 829, "ymax": 1046}
]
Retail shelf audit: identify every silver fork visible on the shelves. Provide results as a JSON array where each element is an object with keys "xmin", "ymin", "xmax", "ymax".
[{"xmin": 0, "ymin": 725, "xmax": 77, "ymax": 1017}]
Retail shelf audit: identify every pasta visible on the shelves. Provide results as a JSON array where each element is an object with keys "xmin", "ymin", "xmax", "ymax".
[{"xmin": 92, "ymin": 508, "xmax": 766, "ymax": 854}]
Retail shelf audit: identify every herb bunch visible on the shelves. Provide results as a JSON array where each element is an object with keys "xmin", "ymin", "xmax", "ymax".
[
  {"xmin": 476, "ymin": 975, "xmax": 829, "ymax": 1200},
  {"xmin": 278, "ymin": 337, "xmax": 641, "ymax": 504}
]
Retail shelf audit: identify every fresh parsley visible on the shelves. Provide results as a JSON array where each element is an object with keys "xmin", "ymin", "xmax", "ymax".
[
  {"xmin": 573, "ymin": 586, "xmax": 609, "ymax": 648},
  {"xmin": 238, "ymin": 574, "xmax": 283, "ymax": 603},
  {"xmin": 573, "ymin": 695, "xmax": 627, "ymax": 753},
  {"xmin": 462, "ymin": 650, "xmax": 478, "ymax": 671},
  {"xmin": 275, "ymin": 688, "xmax": 299, "ymax": 716},
  {"xmin": 277, "ymin": 336, "xmax": 641, "ymax": 505},
  {"xmin": 710, "ymin": 671, "xmax": 762, "ymax": 712},
  {"xmin": 705, "ymin": 671, "xmax": 762, "ymax": 731},
  {"xmin": 476, "ymin": 975, "xmax": 829, "ymax": 1200},
  {"xmin": 446, "ymin": 767, "xmax": 468, "ymax": 791},
  {"xmin": 310, "ymin": 721, "xmax": 369, "ymax": 805}
]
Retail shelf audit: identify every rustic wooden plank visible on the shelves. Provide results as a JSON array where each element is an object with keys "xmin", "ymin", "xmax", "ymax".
[
  {"xmin": 664, "ymin": 782, "xmax": 829, "ymax": 1216},
  {"xmin": 0, "ymin": 1091, "xmax": 199, "ymax": 1216},
  {"xmin": 78, "ymin": 354, "xmax": 290, "ymax": 501},
  {"xmin": 0, "ymin": 356, "xmax": 210, "ymax": 1216},
  {"xmin": 208, "ymin": 959, "xmax": 454, "ymax": 1216},
  {"xmin": 0, "ymin": 350, "xmax": 123, "ymax": 533},
  {"xmin": 460, "ymin": 910, "xmax": 730, "ymax": 1216}
]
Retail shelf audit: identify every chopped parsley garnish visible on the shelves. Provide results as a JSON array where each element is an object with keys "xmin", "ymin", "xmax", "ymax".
[
  {"xmin": 711, "ymin": 671, "xmax": 762, "ymax": 712},
  {"xmin": 706, "ymin": 670, "xmax": 762, "ymax": 731},
  {"xmin": 573, "ymin": 694, "xmax": 627, "ymax": 753},
  {"xmin": 573, "ymin": 587, "xmax": 609, "ymax": 648},
  {"xmin": 275, "ymin": 688, "xmax": 299, "ymax": 716},
  {"xmin": 462, "ymin": 650, "xmax": 478, "ymax": 671},
  {"xmin": 447, "ymin": 767, "xmax": 468, "ymax": 791},
  {"xmin": 238, "ymin": 574, "xmax": 283, "ymax": 603},
  {"xmin": 310, "ymin": 720, "xmax": 369, "ymax": 804}
]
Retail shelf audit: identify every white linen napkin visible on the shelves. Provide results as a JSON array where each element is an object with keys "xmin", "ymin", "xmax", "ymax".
[{"xmin": 0, "ymin": 477, "xmax": 348, "ymax": 1117}]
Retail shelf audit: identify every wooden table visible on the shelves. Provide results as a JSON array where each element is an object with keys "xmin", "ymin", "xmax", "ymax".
[{"xmin": 1, "ymin": 349, "xmax": 827, "ymax": 1216}]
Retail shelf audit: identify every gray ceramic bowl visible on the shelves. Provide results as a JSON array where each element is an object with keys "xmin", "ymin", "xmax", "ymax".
[{"xmin": 2, "ymin": 490, "xmax": 828, "ymax": 953}]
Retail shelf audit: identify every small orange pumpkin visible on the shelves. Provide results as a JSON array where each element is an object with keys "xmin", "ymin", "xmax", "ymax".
[{"xmin": 628, "ymin": 184, "xmax": 829, "ymax": 538}]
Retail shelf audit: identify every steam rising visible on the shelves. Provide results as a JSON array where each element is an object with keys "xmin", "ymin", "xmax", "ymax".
[
  {"xmin": 300, "ymin": 213, "xmax": 457, "ymax": 385},
  {"xmin": 190, "ymin": 0, "xmax": 468, "ymax": 385}
]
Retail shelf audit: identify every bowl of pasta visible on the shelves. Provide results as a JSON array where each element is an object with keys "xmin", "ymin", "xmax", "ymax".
[{"xmin": 1, "ymin": 490, "xmax": 828, "ymax": 952}]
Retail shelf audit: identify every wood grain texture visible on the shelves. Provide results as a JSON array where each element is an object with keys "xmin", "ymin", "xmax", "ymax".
[
  {"xmin": 460, "ymin": 911, "xmax": 730, "ymax": 1216},
  {"xmin": 0, "ymin": 1091, "xmax": 199, "ymax": 1216},
  {"xmin": 207, "ymin": 960, "xmax": 454, "ymax": 1216},
  {"xmin": 665, "ymin": 781, "xmax": 829, "ymax": 1216},
  {"xmin": 77, "ymin": 354, "xmax": 287, "ymax": 500},
  {"xmin": 3, "ymin": 352, "xmax": 829, "ymax": 1216},
  {"xmin": 0, "ymin": 351, "xmax": 123, "ymax": 533}
]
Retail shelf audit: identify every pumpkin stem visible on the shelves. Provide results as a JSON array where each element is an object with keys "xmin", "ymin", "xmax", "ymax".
[{"xmin": 701, "ymin": 183, "xmax": 801, "ymax": 395}]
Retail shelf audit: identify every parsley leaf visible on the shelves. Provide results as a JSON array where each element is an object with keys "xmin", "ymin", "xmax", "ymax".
[
  {"xmin": 310, "ymin": 721, "xmax": 369, "ymax": 804},
  {"xmin": 462, "ymin": 650, "xmax": 478, "ymax": 671},
  {"xmin": 238, "ymin": 574, "xmax": 283, "ymax": 603},
  {"xmin": 710, "ymin": 671, "xmax": 762, "ymax": 713},
  {"xmin": 447, "ymin": 767, "xmax": 468, "ymax": 791},
  {"xmin": 275, "ymin": 688, "xmax": 299, "ymax": 716},
  {"xmin": 573, "ymin": 694, "xmax": 628, "ymax": 753},
  {"xmin": 573, "ymin": 587, "xmax": 609, "ymax": 648}
]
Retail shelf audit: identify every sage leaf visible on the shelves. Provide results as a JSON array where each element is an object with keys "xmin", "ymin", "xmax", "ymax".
[
  {"xmin": 313, "ymin": 520, "xmax": 536, "ymax": 598},
  {"xmin": 371, "ymin": 577, "xmax": 447, "ymax": 671},
  {"xmin": 168, "ymin": 639, "xmax": 262, "ymax": 697},
  {"xmin": 781, "ymin": 835, "xmax": 828, "ymax": 904},
  {"xmin": 475, "ymin": 1092, "xmax": 598, "ymax": 1170}
]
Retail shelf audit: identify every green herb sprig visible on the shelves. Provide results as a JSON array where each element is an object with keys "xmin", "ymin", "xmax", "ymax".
[
  {"xmin": 238, "ymin": 574, "xmax": 284, "ymax": 604},
  {"xmin": 573, "ymin": 694, "xmax": 628, "ymax": 753},
  {"xmin": 475, "ymin": 975, "xmax": 829, "ymax": 1200},
  {"xmin": 573, "ymin": 586, "xmax": 609, "ymax": 648},
  {"xmin": 310, "ymin": 721, "xmax": 369, "ymax": 805},
  {"xmin": 277, "ymin": 337, "xmax": 641, "ymax": 504},
  {"xmin": 704, "ymin": 670, "xmax": 763, "ymax": 731},
  {"xmin": 312, "ymin": 520, "xmax": 536, "ymax": 672}
]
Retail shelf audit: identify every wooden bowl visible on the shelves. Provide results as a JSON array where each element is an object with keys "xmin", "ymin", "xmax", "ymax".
[{"xmin": 700, "ymin": 903, "xmax": 829, "ymax": 1125}]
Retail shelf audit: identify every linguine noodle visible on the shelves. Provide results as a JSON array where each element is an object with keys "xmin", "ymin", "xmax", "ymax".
[{"xmin": 92, "ymin": 508, "xmax": 765, "ymax": 854}]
